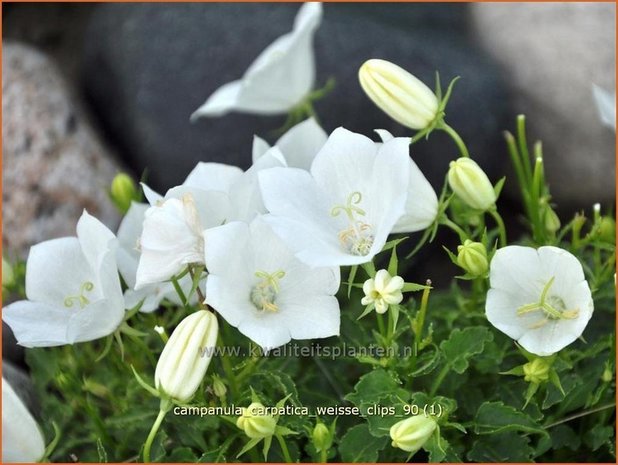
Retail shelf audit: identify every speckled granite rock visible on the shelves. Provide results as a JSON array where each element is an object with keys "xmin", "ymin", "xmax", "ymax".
[
  {"xmin": 471, "ymin": 3, "xmax": 616, "ymax": 209},
  {"xmin": 2, "ymin": 42, "xmax": 122, "ymax": 258}
]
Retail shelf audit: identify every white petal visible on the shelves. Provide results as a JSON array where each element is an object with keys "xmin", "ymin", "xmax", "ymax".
[
  {"xmin": 183, "ymin": 162, "xmax": 243, "ymax": 192},
  {"xmin": 489, "ymin": 246, "xmax": 545, "ymax": 297},
  {"xmin": 275, "ymin": 117, "xmax": 327, "ymax": 170},
  {"xmin": 374, "ymin": 128, "xmax": 395, "ymax": 142},
  {"xmin": 190, "ymin": 80, "xmax": 243, "ymax": 119},
  {"xmin": 485, "ymin": 288, "xmax": 540, "ymax": 341},
  {"xmin": 592, "ymin": 84, "xmax": 616, "ymax": 130},
  {"xmin": 252, "ymin": 135, "xmax": 271, "ymax": 163},
  {"xmin": 140, "ymin": 182, "xmax": 164, "ymax": 205},
  {"xmin": 2, "ymin": 377, "xmax": 45, "ymax": 463},
  {"xmin": 76, "ymin": 210, "xmax": 117, "ymax": 271},
  {"xmin": 116, "ymin": 202, "xmax": 149, "ymax": 288},
  {"xmin": 393, "ymin": 157, "xmax": 439, "ymax": 233}
]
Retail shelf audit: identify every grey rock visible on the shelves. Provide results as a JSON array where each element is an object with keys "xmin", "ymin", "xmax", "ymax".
[
  {"xmin": 82, "ymin": 3, "xmax": 511, "ymax": 193},
  {"xmin": 2, "ymin": 42, "xmax": 122, "ymax": 258},
  {"xmin": 471, "ymin": 3, "xmax": 616, "ymax": 210}
]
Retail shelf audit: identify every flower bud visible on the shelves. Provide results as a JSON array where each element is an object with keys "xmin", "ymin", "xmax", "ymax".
[
  {"xmin": 542, "ymin": 205, "xmax": 561, "ymax": 234},
  {"xmin": 2, "ymin": 377, "xmax": 46, "ymax": 463},
  {"xmin": 523, "ymin": 358, "xmax": 551, "ymax": 384},
  {"xmin": 456, "ymin": 240, "xmax": 488, "ymax": 277},
  {"xmin": 390, "ymin": 415, "xmax": 437, "ymax": 454},
  {"xmin": 598, "ymin": 217, "xmax": 616, "ymax": 244},
  {"xmin": 359, "ymin": 59, "xmax": 439, "ymax": 130},
  {"xmin": 110, "ymin": 172, "xmax": 139, "ymax": 214},
  {"xmin": 312, "ymin": 422, "xmax": 332, "ymax": 453},
  {"xmin": 447, "ymin": 158, "xmax": 496, "ymax": 211},
  {"xmin": 212, "ymin": 375, "xmax": 227, "ymax": 399},
  {"xmin": 2, "ymin": 257, "xmax": 14, "ymax": 289},
  {"xmin": 602, "ymin": 367, "xmax": 613, "ymax": 383},
  {"xmin": 154, "ymin": 310, "xmax": 219, "ymax": 402},
  {"xmin": 236, "ymin": 402, "xmax": 277, "ymax": 439}
]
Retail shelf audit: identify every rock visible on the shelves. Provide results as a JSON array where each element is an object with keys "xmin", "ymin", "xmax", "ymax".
[
  {"xmin": 2, "ymin": 42, "xmax": 122, "ymax": 258},
  {"xmin": 471, "ymin": 3, "xmax": 616, "ymax": 210},
  {"xmin": 82, "ymin": 3, "xmax": 511, "ymax": 193}
]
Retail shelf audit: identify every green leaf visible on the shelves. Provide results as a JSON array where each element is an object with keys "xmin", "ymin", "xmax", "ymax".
[
  {"xmin": 549, "ymin": 424, "xmax": 581, "ymax": 451},
  {"xmin": 402, "ymin": 282, "xmax": 430, "ymax": 292},
  {"xmin": 339, "ymin": 424, "xmax": 388, "ymax": 462},
  {"xmin": 345, "ymin": 369, "xmax": 410, "ymax": 407},
  {"xmin": 347, "ymin": 265, "xmax": 359, "ymax": 298},
  {"xmin": 467, "ymin": 432, "xmax": 534, "ymax": 462},
  {"xmin": 168, "ymin": 447, "xmax": 198, "ymax": 462},
  {"xmin": 440, "ymin": 327, "xmax": 493, "ymax": 374},
  {"xmin": 474, "ymin": 401, "xmax": 548, "ymax": 437},
  {"xmin": 387, "ymin": 243, "xmax": 399, "ymax": 276},
  {"xmin": 584, "ymin": 424, "xmax": 614, "ymax": 451},
  {"xmin": 423, "ymin": 430, "xmax": 449, "ymax": 463}
]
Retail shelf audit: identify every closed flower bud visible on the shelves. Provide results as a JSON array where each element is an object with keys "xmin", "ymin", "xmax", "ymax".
[
  {"xmin": 212, "ymin": 375, "xmax": 227, "ymax": 399},
  {"xmin": 312, "ymin": 422, "xmax": 332, "ymax": 452},
  {"xmin": 456, "ymin": 240, "xmax": 488, "ymax": 277},
  {"xmin": 523, "ymin": 358, "xmax": 551, "ymax": 384},
  {"xmin": 236, "ymin": 402, "xmax": 277, "ymax": 439},
  {"xmin": 542, "ymin": 204, "xmax": 561, "ymax": 234},
  {"xmin": 110, "ymin": 173, "xmax": 139, "ymax": 214},
  {"xmin": 359, "ymin": 59, "xmax": 439, "ymax": 130},
  {"xmin": 598, "ymin": 217, "xmax": 616, "ymax": 244},
  {"xmin": 447, "ymin": 158, "xmax": 496, "ymax": 211},
  {"xmin": 3, "ymin": 377, "xmax": 46, "ymax": 463},
  {"xmin": 390, "ymin": 415, "xmax": 437, "ymax": 454},
  {"xmin": 154, "ymin": 310, "xmax": 219, "ymax": 402},
  {"xmin": 2, "ymin": 257, "xmax": 14, "ymax": 289}
]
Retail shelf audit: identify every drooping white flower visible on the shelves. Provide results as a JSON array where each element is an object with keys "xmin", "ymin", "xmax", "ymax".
[
  {"xmin": 191, "ymin": 3, "xmax": 322, "ymax": 119},
  {"xmin": 117, "ymin": 202, "xmax": 189, "ymax": 312},
  {"xmin": 486, "ymin": 245, "xmax": 594, "ymax": 356},
  {"xmin": 204, "ymin": 218, "xmax": 340, "ymax": 351},
  {"xmin": 2, "ymin": 377, "xmax": 46, "ymax": 463},
  {"xmin": 361, "ymin": 269, "xmax": 404, "ymax": 314},
  {"xmin": 374, "ymin": 129, "xmax": 438, "ymax": 232},
  {"xmin": 2, "ymin": 211, "xmax": 125, "ymax": 347},
  {"xmin": 253, "ymin": 117, "xmax": 327, "ymax": 170},
  {"xmin": 259, "ymin": 127, "xmax": 411, "ymax": 267}
]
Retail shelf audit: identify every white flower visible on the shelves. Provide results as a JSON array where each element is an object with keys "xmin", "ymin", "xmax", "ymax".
[
  {"xmin": 258, "ymin": 127, "xmax": 411, "ymax": 267},
  {"xmin": 191, "ymin": 3, "xmax": 322, "ymax": 118},
  {"xmin": 592, "ymin": 84, "xmax": 616, "ymax": 130},
  {"xmin": 361, "ymin": 269, "xmax": 404, "ymax": 314},
  {"xmin": 2, "ymin": 211, "xmax": 125, "ymax": 347},
  {"xmin": 2, "ymin": 377, "xmax": 46, "ymax": 463},
  {"xmin": 253, "ymin": 117, "xmax": 327, "ymax": 171},
  {"xmin": 117, "ymin": 202, "xmax": 188, "ymax": 312},
  {"xmin": 204, "ymin": 218, "xmax": 340, "ymax": 351},
  {"xmin": 374, "ymin": 129, "xmax": 438, "ymax": 232},
  {"xmin": 155, "ymin": 310, "xmax": 219, "ymax": 402},
  {"xmin": 486, "ymin": 245, "xmax": 594, "ymax": 356}
]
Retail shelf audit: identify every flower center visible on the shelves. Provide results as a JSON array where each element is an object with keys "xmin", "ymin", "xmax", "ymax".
[
  {"xmin": 64, "ymin": 281, "xmax": 94, "ymax": 309},
  {"xmin": 331, "ymin": 191, "xmax": 374, "ymax": 256},
  {"xmin": 516, "ymin": 277, "xmax": 579, "ymax": 329},
  {"xmin": 250, "ymin": 270, "xmax": 285, "ymax": 313}
]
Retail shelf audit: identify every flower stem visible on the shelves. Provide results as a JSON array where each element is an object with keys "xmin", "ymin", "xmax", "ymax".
[
  {"xmin": 276, "ymin": 434, "xmax": 293, "ymax": 463},
  {"xmin": 143, "ymin": 399, "xmax": 172, "ymax": 463},
  {"xmin": 489, "ymin": 208, "xmax": 507, "ymax": 247},
  {"xmin": 218, "ymin": 331, "xmax": 240, "ymax": 400},
  {"xmin": 429, "ymin": 364, "xmax": 450, "ymax": 397},
  {"xmin": 319, "ymin": 448, "xmax": 328, "ymax": 463},
  {"xmin": 439, "ymin": 122, "xmax": 470, "ymax": 158},
  {"xmin": 440, "ymin": 216, "xmax": 468, "ymax": 242}
]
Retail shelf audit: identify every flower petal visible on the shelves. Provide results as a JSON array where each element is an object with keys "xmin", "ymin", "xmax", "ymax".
[
  {"xmin": 275, "ymin": 117, "xmax": 327, "ymax": 170},
  {"xmin": 190, "ymin": 80, "xmax": 243, "ymax": 119},
  {"xmin": 393, "ymin": 157, "xmax": 439, "ymax": 233},
  {"xmin": 183, "ymin": 162, "xmax": 244, "ymax": 193}
]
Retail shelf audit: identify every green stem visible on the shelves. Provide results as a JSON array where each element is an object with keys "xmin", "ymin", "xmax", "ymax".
[
  {"xmin": 219, "ymin": 333, "xmax": 240, "ymax": 400},
  {"xmin": 143, "ymin": 400, "xmax": 172, "ymax": 463},
  {"xmin": 319, "ymin": 447, "xmax": 328, "ymax": 463},
  {"xmin": 440, "ymin": 216, "xmax": 468, "ymax": 242},
  {"xmin": 488, "ymin": 209, "xmax": 507, "ymax": 247},
  {"xmin": 439, "ymin": 122, "xmax": 469, "ymax": 158},
  {"xmin": 429, "ymin": 364, "xmax": 450, "ymax": 397},
  {"xmin": 276, "ymin": 434, "xmax": 293, "ymax": 463},
  {"xmin": 544, "ymin": 402, "xmax": 616, "ymax": 429},
  {"xmin": 376, "ymin": 312, "xmax": 386, "ymax": 342}
]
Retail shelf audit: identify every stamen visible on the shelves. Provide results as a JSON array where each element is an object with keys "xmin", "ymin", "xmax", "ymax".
[
  {"xmin": 331, "ymin": 192, "xmax": 374, "ymax": 255},
  {"xmin": 64, "ymin": 282, "xmax": 94, "ymax": 309},
  {"xmin": 516, "ymin": 276, "xmax": 579, "ymax": 328},
  {"xmin": 251, "ymin": 270, "xmax": 285, "ymax": 313}
]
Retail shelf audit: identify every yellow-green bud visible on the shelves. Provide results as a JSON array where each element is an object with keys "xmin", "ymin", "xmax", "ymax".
[
  {"xmin": 542, "ymin": 205, "xmax": 561, "ymax": 234},
  {"xmin": 154, "ymin": 310, "xmax": 219, "ymax": 402},
  {"xmin": 110, "ymin": 172, "xmax": 139, "ymax": 214},
  {"xmin": 358, "ymin": 59, "xmax": 439, "ymax": 130},
  {"xmin": 523, "ymin": 358, "xmax": 551, "ymax": 384},
  {"xmin": 602, "ymin": 367, "xmax": 613, "ymax": 383},
  {"xmin": 389, "ymin": 415, "xmax": 437, "ymax": 454},
  {"xmin": 598, "ymin": 217, "xmax": 616, "ymax": 244},
  {"xmin": 456, "ymin": 240, "xmax": 488, "ymax": 277},
  {"xmin": 212, "ymin": 375, "xmax": 227, "ymax": 399},
  {"xmin": 312, "ymin": 422, "xmax": 332, "ymax": 453},
  {"xmin": 236, "ymin": 402, "xmax": 277, "ymax": 439},
  {"xmin": 2, "ymin": 257, "xmax": 14, "ymax": 288},
  {"xmin": 447, "ymin": 158, "xmax": 496, "ymax": 211}
]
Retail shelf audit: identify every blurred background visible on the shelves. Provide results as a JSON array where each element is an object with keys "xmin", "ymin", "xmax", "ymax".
[{"xmin": 2, "ymin": 2, "xmax": 616, "ymax": 403}]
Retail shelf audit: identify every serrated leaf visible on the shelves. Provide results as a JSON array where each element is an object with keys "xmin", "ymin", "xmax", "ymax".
[
  {"xmin": 345, "ymin": 369, "xmax": 410, "ymax": 407},
  {"xmin": 585, "ymin": 424, "xmax": 614, "ymax": 451},
  {"xmin": 440, "ymin": 327, "xmax": 493, "ymax": 374},
  {"xmin": 467, "ymin": 432, "xmax": 534, "ymax": 462},
  {"xmin": 474, "ymin": 401, "xmax": 548, "ymax": 437},
  {"xmin": 423, "ymin": 431, "xmax": 449, "ymax": 463},
  {"xmin": 339, "ymin": 424, "xmax": 388, "ymax": 462}
]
